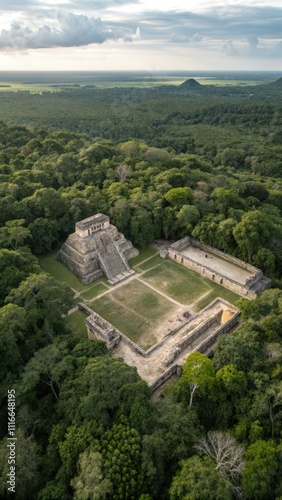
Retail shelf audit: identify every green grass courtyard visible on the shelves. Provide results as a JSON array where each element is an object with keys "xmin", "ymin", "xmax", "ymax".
[{"xmin": 39, "ymin": 247, "xmax": 240, "ymax": 346}]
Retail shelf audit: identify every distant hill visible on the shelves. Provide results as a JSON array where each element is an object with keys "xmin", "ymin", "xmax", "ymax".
[
  {"xmin": 268, "ymin": 77, "xmax": 282, "ymax": 88},
  {"xmin": 178, "ymin": 78, "xmax": 203, "ymax": 90}
]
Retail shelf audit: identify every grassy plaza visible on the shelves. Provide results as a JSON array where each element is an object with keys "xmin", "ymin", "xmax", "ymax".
[{"xmin": 39, "ymin": 248, "xmax": 240, "ymax": 346}]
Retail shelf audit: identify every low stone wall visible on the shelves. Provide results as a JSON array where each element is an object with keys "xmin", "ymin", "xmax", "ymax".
[
  {"xmin": 82, "ymin": 304, "xmax": 148, "ymax": 356},
  {"xmin": 166, "ymin": 236, "xmax": 272, "ymax": 298},
  {"xmin": 144, "ymin": 318, "xmax": 192, "ymax": 356},
  {"xmin": 177, "ymin": 310, "xmax": 222, "ymax": 349},
  {"xmin": 170, "ymin": 236, "xmax": 190, "ymax": 252},
  {"xmin": 188, "ymin": 237, "xmax": 258, "ymax": 274},
  {"xmin": 82, "ymin": 296, "xmax": 240, "ymax": 394},
  {"xmin": 150, "ymin": 306, "xmax": 240, "ymax": 391},
  {"xmin": 149, "ymin": 365, "xmax": 180, "ymax": 391},
  {"xmin": 168, "ymin": 249, "xmax": 256, "ymax": 298},
  {"xmin": 78, "ymin": 303, "xmax": 94, "ymax": 315},
  {"xmin": 197, "ymin": 310, "xmax": 240, "ymax": 355}
]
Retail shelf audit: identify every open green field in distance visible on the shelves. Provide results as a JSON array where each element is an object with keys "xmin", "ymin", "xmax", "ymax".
[
  {"xmin": 0, "ymin": 70, "xmax": 274, "ymax": 93},
  {"xmin": 0, "ymin": 82, "xmax": 62, "ymax": 93},
  {"xmin": 0, "ymin": 79, "xmax": 268, "ymax": 93}
]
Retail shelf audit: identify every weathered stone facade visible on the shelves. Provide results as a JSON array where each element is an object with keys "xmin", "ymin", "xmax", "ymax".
[
  {"xmin": 161, "ymin": 236, "xmax": 271, "ymax": 298},
  {"xmin": 57, "ymin": 213, "xmax": 139, "ymax": 284},
  {"xmin": 83, "ymin": 298, "xmax": 240, "ymax": 391}
]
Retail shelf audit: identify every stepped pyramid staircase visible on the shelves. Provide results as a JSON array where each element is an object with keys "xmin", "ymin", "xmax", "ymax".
[{"xmin": 94, "ymin": 232, "xmax": 135, "ymax": 284}]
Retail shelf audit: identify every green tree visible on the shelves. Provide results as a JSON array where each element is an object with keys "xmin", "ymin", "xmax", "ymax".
[
  {"xmin": 130, "ymin": 209, "xmax": 154, "ymax": 248},
  {"xmin": 20, "ymin": 342, "xmax": 76, "ymax": 402},
  {"xmin": 110, "ymin": 199, "xmax": 131, "ymax": 236},
  {"xmin": 179, "ymin": 352, "xmax": 216, "ymax": 407},
  {"xmin": 242, "ymin": 440, "xmax": 278, "ymax": 499},
  {"xmin": 0, "ymin": 248, "xmax": 40, "ymax": 306},
  {"xmin": 211, "ymin": 187, "xmax": 244, "ymax": 215},
  {"xmin": 192, "ymin": 214, "xmax": 224, "ymax": 247},
  {"xmin": 153, "ymin": 394, "xmax": 202, "ymax": 461},
  {"xmin": 141, "ymin": 434, "xmax": 166, "ymax": 497},
  {"xmin": 213, "ymin": 323, "xmax": 264, "ymax": 372},
  {"xmin": 71, "ymin": 451, "xmax": 112, "ymax": 500},
  {"xmin": 169, "ymin": 455, "xmax": 233, "ymax": 500},
  {"xmin": 59, "ymin": 357, "xmax": 143, "ymax": 427},
  {"xmin": 107, "ymin": 182, "xmax": 129, "ymax": 204},
  {"xmin": 59, "ymin": 421, "xmax": 102, "ymax": 480},
  {"xmin": 216, "ymin": 218, "xmax": 237, "ymax": 252},
  {"xmin": 253, "ymin": 248, "xmax": 276, "ymax": 276},
  {"xmin": 0, "ymin": 303, "xmax": 26, "ymax": 376},
  {"xmin": 28, "ymin": 218, "xmax": 59, "ymax": 254},
  {"xmin": 162, "ymin": 206, "xmax": 177, "ymax": 239},
  {"xmin": 233, "ymin": 210, "xmax": 271, "ymax": 262},
  {"xmin": 6, "ymin": 273, "xmax": 73, "ymax": 324},
  {"xmin": 101, "ymin": 424, "xmax": 143, "ymax": 500},
  {"xmin": 0, "ymin": 218, "xmax": 30, "ymax": 249},
  {"xmin": 251, "ymin": 382, "xmax": 282, "ymax": 438},
  {"xmin": 215, "ymin": 364, "xmax": 248, "ymax": 427},
  {"xmin": 164, "ymin": 187, "xmax": 193, "ymax": 209},
  {"xmin": 0, "ymin": 428, "xmax": 41, "ymax": 499},
  {"xmin": 5, "ymin": 273, "xmax": 74, "ymax": 357},
  {"xmin": 177, "ymin": 204, "xmax": 200, "ymax": 231}
]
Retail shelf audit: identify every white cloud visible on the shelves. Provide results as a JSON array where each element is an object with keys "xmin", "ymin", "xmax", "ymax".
[
  {"xmin": 191, "ymin": 33, "xmax": 202, "ymax": 43},
  {"xmin": 222, "ymin": 40, "xmax": 238, "ymax": 56},
  {"xmin": 0, "ymin": 12, "xmax": 139, "ymax": 49},
  {"xmin": 0, "ymin": 1, "xmax": 282, "ymax": 69}
]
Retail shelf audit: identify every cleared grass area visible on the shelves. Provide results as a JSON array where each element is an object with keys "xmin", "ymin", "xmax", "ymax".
[
  {"xmin": 39, "ymin": 249, "xmax": 92, "ymax": 292},
  {"xmin": 88, "ymin": 280, "xmax": 177, "ymax": 348},
  {"xmin": 142, "ymin": 258, "xmax": 210, "ymax": 304},
  {"xmin": 137, "ymin": 254, "xmax": 162, "ymax": 272},
  {"xmin": 200, "ymin": 79, "xmax": 266, "ymax": 87},
  {"xmin": 64, "ymin": 310, "xmax": 88, "ymax": 339},
  {"xmin": 41, "ymin": 247, "xmax": 240, "ymax": 349},
  {"xmin": 141, "ymin": 257, "xmax": 240, "ymax": 306},
  {"xmin": 195, "ymin": 285, "xmax": 240, "ymax": 311},
  {"xmin": 0, "ymin": 76, "xmax": 269, "ymax": 92},
  {"xmin": 0, "ymin": 82, "xmax": 60, "ymax": 93},
  {"xmin": 129, "ymin": 248, "xmax": 158, "ymax": 269},
  {"xmin": 39, "ymin": 249, "xmax": 109, "ymax": 302},
  {"xmin": 80, "ymin": 280, "xmax": 109, "ymax": 300}
]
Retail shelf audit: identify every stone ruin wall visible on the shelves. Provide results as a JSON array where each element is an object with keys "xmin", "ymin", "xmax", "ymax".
[
  {"xmin": 150, "ymin": 307, "xmax": 240, "ymax": 392},
  {"xmin": 169, "ymin": 249, "xmax": 256, "ymax": 298},
  {"xmin": 165, "ymin": 236, "xmax": 270, "ymax": 298},
  {"xmin": 58, "ymin": 214, "xmax": 139, "ymax": 285},
  {"xmin": 81, "ymin": 298, "xmax": 240, "ymax": 391}
]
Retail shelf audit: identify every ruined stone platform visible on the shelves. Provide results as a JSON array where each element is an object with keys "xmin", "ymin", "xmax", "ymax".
[
  {"xmin": 57, "ymin": 213, "xmax": 139, "ymax": 284},
  {"xmin": 162, "ymin": 236, "xmax": 271, "ymax": 299},
  {"xmin": 83, "ymin": 298, "xmax": 240, "ymax": 391}
]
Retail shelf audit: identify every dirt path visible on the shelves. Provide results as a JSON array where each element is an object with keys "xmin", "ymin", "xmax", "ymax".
[
  {"xmin": 65, "ymin": 305, "xmax": 79, "ymax": 316},
  {"xmin": 134, "ymin": 252, "xmax": 158, "ymax": 267},
  {"xmin": 189, "ymin": 290, "xmax": 212, "ymax": 310},
  {"xmin": 81, "ymin": 273, "xmax": 137, "ymax": 302},
  {"xmin": 137, "ymin": 277, "xmax": 184, "ymax": 307}
]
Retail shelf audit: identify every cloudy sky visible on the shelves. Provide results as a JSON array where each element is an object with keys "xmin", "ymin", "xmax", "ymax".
[{"xmin": 0, "ymin": 0, "xmax": 282, "ymax": 71}]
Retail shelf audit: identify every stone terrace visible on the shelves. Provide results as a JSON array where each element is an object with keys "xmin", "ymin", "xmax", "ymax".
[{"xmin": 84, "ymin": 298, "xmax": 239, "ymax": 391}]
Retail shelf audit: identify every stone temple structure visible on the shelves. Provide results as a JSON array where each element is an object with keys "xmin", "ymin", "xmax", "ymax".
[
  {"xmin": 57, "ymin": 214, "xmax": 139, "ymax": 284},
  {"xmin": 161, "ymin": 236, "xmax": 271, "ymax": 298}
]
